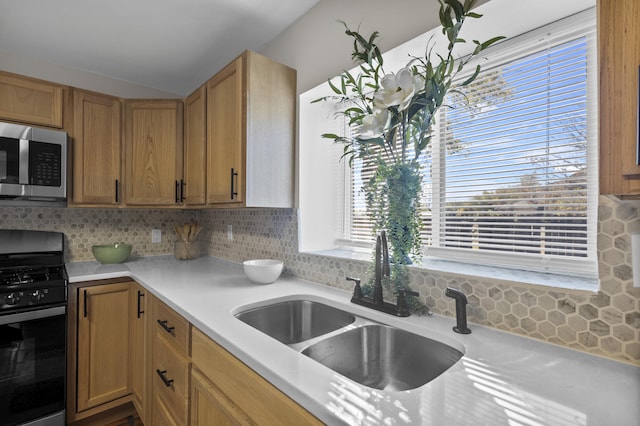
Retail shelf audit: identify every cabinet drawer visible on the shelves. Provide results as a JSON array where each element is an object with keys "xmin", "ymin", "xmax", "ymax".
[
  {"xmin": 154, "ymin": 299, "xmax": 191, "ymax": 354},
  {"xmin": 153, "ymin": 332, "xmax": 191, "ymax": 424},
  {"xmin": 152, "ymin": 392, "xmax": 181, "ymax": 426}
]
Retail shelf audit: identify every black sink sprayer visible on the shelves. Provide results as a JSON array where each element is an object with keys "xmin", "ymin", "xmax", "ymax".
[{"xmin": 445, "ymin": 287, "xmax": 471, "ymax": 334}]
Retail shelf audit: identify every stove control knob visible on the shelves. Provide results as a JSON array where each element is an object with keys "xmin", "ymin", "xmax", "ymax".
[
  {"xmin": 30, "ymin": 290, "xmax": 45, "ymax": 303},
  {"xmin": 5, "ymin": 293, "xmax": 20, "ymax": 305}
]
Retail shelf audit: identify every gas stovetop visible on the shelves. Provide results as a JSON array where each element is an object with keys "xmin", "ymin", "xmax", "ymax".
[
  {"xmin": 0, "ymin": 265, "xmax": 62, "ymax": 286},
  {"xmin": 0, "ymin": 229, "xmax": 68, "ymax": 313}
]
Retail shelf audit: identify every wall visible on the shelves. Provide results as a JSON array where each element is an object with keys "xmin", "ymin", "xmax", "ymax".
[
  {"xmin": 259, "ymin": 0, "xmax": 591, "ymax": 94},
  {"xmin": 1, "ymin": 195, "xmax": 637, "ymax": 364}
]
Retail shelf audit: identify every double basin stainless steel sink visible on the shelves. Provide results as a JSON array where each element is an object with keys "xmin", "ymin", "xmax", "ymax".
[{"xmin": 234, "ymin": 299, "xmax": 463, "ymax": 391}]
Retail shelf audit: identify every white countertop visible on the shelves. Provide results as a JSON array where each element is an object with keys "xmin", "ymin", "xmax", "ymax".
[{"xmin": 67, "ymin": 256, "xmax": 640, "ymax": 426}]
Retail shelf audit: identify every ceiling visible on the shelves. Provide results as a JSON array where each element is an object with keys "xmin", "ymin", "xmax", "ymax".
[{"xmin": 0, "ymin": 0, "xmax": 320, "ymax": 96}]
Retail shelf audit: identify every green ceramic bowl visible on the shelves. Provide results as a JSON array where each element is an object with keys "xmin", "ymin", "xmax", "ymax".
[{"xmin": 91, "ymin": 244, "xmax": 132, "ymax": 264}]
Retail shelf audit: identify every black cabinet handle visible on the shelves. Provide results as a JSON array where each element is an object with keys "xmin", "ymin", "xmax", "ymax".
[
  {"xmin": 83, "ymin": 289, "xmax": 88, "ymax": 318},
  {"xmin": 156, "ymin": 369, "xmax": 174, "ymax": 387},
  {"xmin": 180, "ymin": 179, "xmax": 186, "ymax": 202},
  {"xmin": 230, "ymin": 168, "xmax": 238, "ymax": 200},
  {"xmin": 137, "ymin": 290, "xmax": 145, "ymax": 318},
  {"xmin": 157, "ymin": 319, "xmax": 175, "ymax": 333},
  {"xmin": 115, "ymin": 179, "xmax": 119, "ymax": 203},
  {"xmin": 175, "ymin": 180, "xmax": 180, "ymax": 204}
]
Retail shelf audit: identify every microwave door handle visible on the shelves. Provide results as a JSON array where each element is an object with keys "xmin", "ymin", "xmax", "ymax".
[{"xmin": 19, "ymin": 139, "xmax": 29, "ymax": 184}]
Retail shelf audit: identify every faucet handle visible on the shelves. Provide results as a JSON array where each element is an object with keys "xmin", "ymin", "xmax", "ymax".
[
  {"xmin": 346, "ymin": 277, "xmax": 363, "ymax": 299},
  {"xmin": 445, "ymin": 287, "xmax": 471, "ymax": 334},
  {"xmin": 396, "ymin": 288, "xmax": 419, "ymax": 317}
]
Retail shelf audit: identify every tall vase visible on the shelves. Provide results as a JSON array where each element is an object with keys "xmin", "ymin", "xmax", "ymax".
[
  {"xmin": 363, "ymin": 159, "xmax": 428, "ymax": 314},
  {"xmin": 384, "ymin": 161, "xmax": 423, "ymax": 266}
]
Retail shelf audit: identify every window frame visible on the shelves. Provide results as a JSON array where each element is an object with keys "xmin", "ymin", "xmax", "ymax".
[{"xmin": 299, "ymin": 8, "xmax": 599, "ymax": 291}]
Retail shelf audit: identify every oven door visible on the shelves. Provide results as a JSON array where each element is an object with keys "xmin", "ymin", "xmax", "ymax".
[{"xmin": 0, "ymin": 306, "xmax": 66, "ymax": 426}]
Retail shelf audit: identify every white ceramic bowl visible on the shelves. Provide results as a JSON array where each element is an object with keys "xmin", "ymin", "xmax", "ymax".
[{"xmin": 242, "ymin": 259, "xmax": 284, "ymax": 284}]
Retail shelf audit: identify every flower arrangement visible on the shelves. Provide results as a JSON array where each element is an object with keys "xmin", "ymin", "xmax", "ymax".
[
  {"xmin": 317, "ymin": 0, "xmax": 504, "ymax": 168},
  {"xmin": 315, "ymin": 0, "xmax": 503, "ymax": 312}
]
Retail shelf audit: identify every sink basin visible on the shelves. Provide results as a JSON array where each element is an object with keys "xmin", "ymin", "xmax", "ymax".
[
  {"xmin": 235, "ymin": 300, "xmax": 356, "ymax": 345},
  {"xmin": 301, "ymin": 324, "xmax": 462, "ymax": 391}
]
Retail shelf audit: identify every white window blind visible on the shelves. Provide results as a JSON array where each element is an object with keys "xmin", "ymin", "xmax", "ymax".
[{"xmin": 344, "ymin": 9, "xmax": 598, "ymax": 277}]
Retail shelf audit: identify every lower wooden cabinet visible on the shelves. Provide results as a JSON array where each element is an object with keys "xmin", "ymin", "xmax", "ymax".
[
  {"xmin": 70, "ymin": 281, "xmax": 321, "ymax": 425},
  {"xmin": 153, "ymin": 393, "xmax": 182, "ymax": 426},
  {"xmin": 153, "ymin": 332, "xmax": 192, "ymax": 424},
  {"xmin": 191, "ymin": 327, "xmax": 322, "ymax": 426},
  {"xmin": 130, "ymin": 283, "xmax": 149, "ymax": 423},
  {"xmin": 68, "ymin": 279, "xmax": 136, "ymax": 423},
  {"xmin": 191, "ymin": 368, "xmax": 253, "ymax": 425},
  {"xmin": 77, "ymin": 281, "xmax": 132, "ymax": 411},
  {"xmin": 152, "ymin": 297, "xmax": 192, "ymax": 425}
]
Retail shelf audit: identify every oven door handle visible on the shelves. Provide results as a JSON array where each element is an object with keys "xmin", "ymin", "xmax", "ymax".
[{"xmin": 0, "ymin": 305, "xmax": 66, "ymax": 326}]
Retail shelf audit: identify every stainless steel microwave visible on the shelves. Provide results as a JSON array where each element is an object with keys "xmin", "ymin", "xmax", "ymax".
[{"xmin": 0, "ymin": 121, "xmax": 67, "ymax": 205}]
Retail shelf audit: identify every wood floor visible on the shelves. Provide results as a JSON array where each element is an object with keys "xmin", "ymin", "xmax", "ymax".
[{"xmin": 104, "ymin": 415, "xmax": 143, "ymax": 426}]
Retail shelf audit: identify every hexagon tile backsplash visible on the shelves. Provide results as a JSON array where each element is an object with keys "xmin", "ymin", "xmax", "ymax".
[
  {"xmin": 0, "ymin": 194, "xmax": 638, "ymax": 365},
  {"xmin": 0, "ymin": 207, "xmax": 201, "ymax": 260}
]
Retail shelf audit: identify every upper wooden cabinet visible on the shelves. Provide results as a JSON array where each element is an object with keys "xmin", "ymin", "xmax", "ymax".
[
  {"xmin": 71, "ymin": 89, "xmax": 122, "ymax": 206},
  {"xmin": 3, "ymin": 50, "xmax": 296, "ymax": 209},
  {"xmin": 0, "ymin": 70, "xmax": 64, "ymax": 128},
  {"xmin": 207, "ymin": 56, "xmax": 244, "ymax": 205},
  {"xmin": 599, "ymin": 0, "xmax": 640, "ymax": 198},
  {"xmin": 206, "ymin": 50, "xmax": 296, "ymax": 208},
  {"xmin": 183, "ymin": 85, "xmax": 207, "ymax": 206},
  {"xmin": 124, "ymin": 99, "xmax": 184, "ymax": 206}
]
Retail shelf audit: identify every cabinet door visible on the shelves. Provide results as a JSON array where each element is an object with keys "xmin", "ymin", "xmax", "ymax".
[
  {"xmin": 244, "ymin": 51, "xmax": 296, "ymax": 208},
  {"xmin": 599, "ymin": 0, "xmax": 640, "ymax": 197},
  {"xmin": 0, "ymin": 71, "xmax": 63, "ymax": 128},
  {"xmin": 130, "ymin": 283, "xmax": 148, "ymax": 421},
  {"xmin": 191, "ymin": 368, "xmax": 253, "ymax": 426},
  {"xmin": 77, "ymin": 282, "xmax": 133, "ymax": 412},
  {"xmin": 191, "ymin": 328, "xmax": 322, "ymax": 425},
  {"xmin": 124, "ymin": 100, "xmax": 184, "ymax": 206},
  {"xmin": 207, "ymin": 57, "xmax": 245, "ymax": 205},
  {"xmin": 183, "ymin": 85, "xmax": 207, "ymax": 206},
  {"xmin": 72, "ymin": 90, "xmax": 122, "ymax": 205}
]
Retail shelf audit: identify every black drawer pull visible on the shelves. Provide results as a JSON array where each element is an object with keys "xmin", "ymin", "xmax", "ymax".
[
  {"xmin": 157, "ymin": 319, "xmax": 175, "ymax": 333},
  {"xmin": 156, "ymin": 369, "xmax": 174, "ymax": 387}
]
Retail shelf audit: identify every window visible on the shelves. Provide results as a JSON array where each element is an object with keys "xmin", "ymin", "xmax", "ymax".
[{"xmin": 300, "ymin": 8, "xmax": 598, "ymax": 280}]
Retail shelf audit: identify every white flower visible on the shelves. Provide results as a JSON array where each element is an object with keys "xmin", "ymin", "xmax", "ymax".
[
  {"xmin": 359, "ymin": 108, "xmax": 389, "ymax": 139},
  {"xmin": 373, "ymin": 67, "xmax": 416, "ymax": 111},
  {"xmin": 413, "ymin": 73, "xmax": 425, "ymax": 94}
]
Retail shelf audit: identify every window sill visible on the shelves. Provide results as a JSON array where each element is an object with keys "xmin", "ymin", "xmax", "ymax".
[{"xmin": 303, "ymin": 248, "xmax": 599, "ymax": 294}]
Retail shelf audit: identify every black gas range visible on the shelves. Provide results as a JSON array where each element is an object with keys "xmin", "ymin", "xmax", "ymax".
[{"xmin": 0, "ymin": 229, "xmax": 68, "ymax": 426}]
